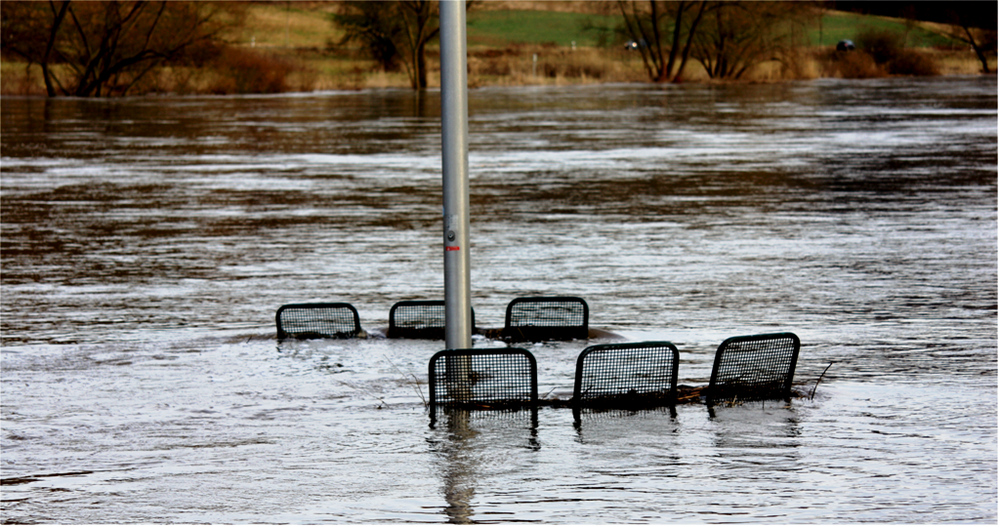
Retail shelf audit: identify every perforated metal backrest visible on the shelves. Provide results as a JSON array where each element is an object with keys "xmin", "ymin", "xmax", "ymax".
[
  {"xmin": 708, "ymin": 332, "xmax": 800, "ymax": 404},
  {"xmin": 428, "ymin": 348, "xmax": 537, "ymax": 418},
  {"xmin": 502, "ymin": 296, "xmax": 589, "ymax": 342},
  {"xmin": 275, "ymin": 302, "xmax": 362, "ymax": 340},
  {"xmin": 574, "ymin": 342, "xmax": 679, "ymax": 407},
  {"xmin": 386, "ymin": 301, "xmax": 475, "ymax": 339}
]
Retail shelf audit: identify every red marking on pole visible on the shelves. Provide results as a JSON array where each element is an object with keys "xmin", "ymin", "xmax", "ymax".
[{"xmin": 446, "ymin": 246, "xmax": 460, "ymax": 251}]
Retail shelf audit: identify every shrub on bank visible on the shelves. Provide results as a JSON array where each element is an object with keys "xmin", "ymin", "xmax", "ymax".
[
  {"xmin": 883, "ymin": 48, "xmax": 940, "ymax": 76},
  {"xmin": 207, "ymin": 47, "xmax": 298, "ymax": 94},
  {"xmin": 468, "ymin": 45, "xmax": 646, "ymax": 86},
  {"xmin": 820, "ymin": 48, "xmax": 886, "ymax": 78},
  {"xmin": 856, "ymin": 28, "xmax": 905, "ymax": 66},
  {"xmin": 0, "ymin": 61, "xmax": 46, "ymax": 96},
  {"xmin": 855, "ymin": 28, "xmax": 940, "ymax": 76},
  {"xmin": 819, "ymin": 27, "xmax": 941, "ymax": 79}
]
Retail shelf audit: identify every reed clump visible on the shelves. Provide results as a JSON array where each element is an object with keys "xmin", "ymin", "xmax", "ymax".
[
  {"xmin": 820, "ymin": 48, "xmax": 887, "ymax": 78},
  {"xmin": 468, "ymin": 44, "xmax": 647, "ymax": 86},
  {"xmin": 206, "ymin": 47, "xmax": 300, "ymax": 94},
  {"xmin": 821, "ymin": 28, "xmax": 942, "ymax": 79}
]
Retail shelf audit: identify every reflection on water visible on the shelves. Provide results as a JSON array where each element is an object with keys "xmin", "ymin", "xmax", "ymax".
[
  {"xmin": 574, "ymin": 405, "xmax": 678, "ymax": 431},
  {"xmin": 1, "ymin": 76, "xmax": 996, "ymax": 523},
  {"xmin": 432, "ymin": 409, "xmax": 540, "ymax": 524},
  {"xmin": 437, "ymin": 412, "xmax": 479, "ymax": 525}
]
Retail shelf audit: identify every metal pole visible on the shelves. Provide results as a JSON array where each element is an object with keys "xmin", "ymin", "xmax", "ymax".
[{"xmin": 440, "ymin": 0, "xmax": 471, "ymax": 350}]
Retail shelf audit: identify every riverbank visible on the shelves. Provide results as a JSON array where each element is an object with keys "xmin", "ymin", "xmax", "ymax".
[
  {"xmin": 2, "ymin": 46, "xmax": 987, "ymax": 96},
  {"xmin": 1, "ymin": 2, "xmax": 991, "ymax": 96}
]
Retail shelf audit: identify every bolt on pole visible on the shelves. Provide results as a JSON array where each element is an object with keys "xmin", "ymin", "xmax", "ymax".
[{"xmin": 440, "ymin": 0, "xmax": 471, "ymax": 351}]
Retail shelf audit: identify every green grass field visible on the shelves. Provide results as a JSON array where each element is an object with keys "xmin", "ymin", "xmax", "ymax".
[
  {"xmin": 467, "ymin": 9, "xmax": 617, "ymax": 48},
  {"xmin": 465, "ymin": 7, "xmax": 962, "ymax": 50},
  {"xmin": 809, "ymin": 10, "xmax": 960, "ymax": 48}
]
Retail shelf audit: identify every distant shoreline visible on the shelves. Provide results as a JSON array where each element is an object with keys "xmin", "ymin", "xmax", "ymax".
[
  {"xmin": 2, "ymin": 1, "xmax": 992, "ymax": 97},
  {"xmin": 1, "ymin": 47, "xmax": 990, "ymax": 98}
]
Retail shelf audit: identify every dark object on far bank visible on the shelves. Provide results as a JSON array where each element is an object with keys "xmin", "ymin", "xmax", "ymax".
[
  {"xmin": 624, "ymin": 39, "xmax": 647, "ymax": 50},
  {"xmin": 837, "ymin": 39, "xmax": 856, "ymax": 52}
]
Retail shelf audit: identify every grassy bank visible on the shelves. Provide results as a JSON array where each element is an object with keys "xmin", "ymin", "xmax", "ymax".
[{"xmin": 1, "ymin": 3, "xmax": 991, "ymax": 96}]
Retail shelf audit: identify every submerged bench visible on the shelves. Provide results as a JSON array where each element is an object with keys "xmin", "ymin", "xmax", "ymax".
[
  {"xmin": 501, "ymin": 296, "xmax": 589, "ymax": 342},
  {"xmin": 424, "ymin": 332, "xmax": 804, "ymax": 424},
  {"xmin": 428, "ymin": 348, "xmax": 537, "ymax": 422},
  {"xmin": 706, "ymin": 332, "xmax": 800, "ymax": 405},
  {"xmin": 386, "ymin": 300, "xmax": 475, "ymax": 340},
  {"xmin": 573, "ymin": 341, "xmax": 680, "ymax": 410},
  {"xmin": 275, "ymin": 302, "xmax": 363, "ymax": 340}
]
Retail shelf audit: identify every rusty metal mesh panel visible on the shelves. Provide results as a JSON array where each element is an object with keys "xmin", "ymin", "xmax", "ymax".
[
  {"xmin": 387, "ymin": 301, "xmax": 474, "ymax": 339},
  {"xmin": 708, "ymin": 332, "xmax": 800, "ymax": 403},
  {"xmin": 573, "ymin": 342, "xmax": 679, "ymax": 408},
  {"xmin": 276, "ymin": 303, "xmax": 361, "ymax": 340},
  {"xmin": 428, "ymin": 349, "xmax": 537, "ymax": 415},
  {"xmin": 502, "ymin": 296, "xmax": 589, "ymax": 342}
]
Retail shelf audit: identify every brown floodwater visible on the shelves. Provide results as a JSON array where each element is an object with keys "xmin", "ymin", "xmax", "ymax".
[{"xmin": 1, "ymin": 76, "xmax": 996, "ymax": 523}]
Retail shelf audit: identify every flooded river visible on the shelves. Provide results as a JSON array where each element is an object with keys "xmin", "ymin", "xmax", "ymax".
[{"xmin": 1, "ymin": 76, "xmax": 996, "ymax": 523}]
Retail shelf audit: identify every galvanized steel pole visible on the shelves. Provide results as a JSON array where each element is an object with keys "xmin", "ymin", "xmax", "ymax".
[{"xmin": 440, "ymin": 0, "xmax": 472, "ymax": 350}]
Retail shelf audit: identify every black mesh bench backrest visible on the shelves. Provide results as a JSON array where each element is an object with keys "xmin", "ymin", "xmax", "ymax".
[
  {"xmin": 574, "ymin": 341, "xmax": 679, "ymax": 408},
  {"xmin": 275, "ymin": 302, "xmax": 362, "ymax": 340},
  {"xmin": 386, "ymin": 300, "xmax": 475, "ymax": 339},
  {"xmin": 428, "ymin": 348, "xmax": 537, "ymax": 418},
  {"xmin": 502, "ymin": 296, "xmax": 589, "ymax": 342},
  {"xmin": 708, "ymin": 332, "xmax": 800, "ymax": 404}
]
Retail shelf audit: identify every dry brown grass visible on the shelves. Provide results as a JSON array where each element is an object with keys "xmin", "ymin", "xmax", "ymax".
[
  {"xmin": 814, "ymin": 43, "xmax": 955, "ymax": 79},
  {"xmin": 468, "ymin": 44, "xmax": 649, "ymax": 86},
  {"xmin": 0, "ymin": 61, "xmax": 47, "ymax": 96},
  {"xmin": 475, "ymin": 1, "xmax": 616, "ymax": 15},
  {"xmin": 818, "ymin": 49, "xmax": 887, "ymax": 79},
  {"xmin": 4, "ymin": 47, "xmax": 990, "ymax": 96},
  {"xmin": 7, "ymin": 48, "xmax": 987, "ymax": 95},
  {"xmin": 224, "ymin": 1, "xmax": 341, "ymax": 50},
  {"xmin": 933, "ymin": 49, "xmax": 997, "ymax": 75}
]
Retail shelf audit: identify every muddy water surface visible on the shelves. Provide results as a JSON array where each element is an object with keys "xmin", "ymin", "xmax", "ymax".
[{"xmin": 1, "ymin": 76, "xmax": 996, "ymax": 523}]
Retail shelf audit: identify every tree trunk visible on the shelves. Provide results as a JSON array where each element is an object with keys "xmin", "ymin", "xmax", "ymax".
[
  {"xmin": 964, "ymin": 26, "xmax": 992, "ymax": 73},
  {"xmin": 416, "ymin": 39, "xmax": 427, "ymax": 89},
  {"xmin": 649, "ymin": 1, "xmax": 669, "ymax": 82},
  {"xmin": 670, "ymin": 0, "xmax": 707, "ymax": 83},
  {"xmin": 663, "ymin": 1, "xmax": 687, "ymax": 80},
  {"xmin": 42, "ymin": 1, "xmax": 72, "ymax": 97},
  {"xmin": 617, "ymin": 1, "xmax": 657, "ymax": 82}
]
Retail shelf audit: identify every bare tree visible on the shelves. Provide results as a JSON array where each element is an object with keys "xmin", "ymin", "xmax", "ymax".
[
  {"xmin": 1, "ymin": 1, "xmax": 242, "ymax": 97},
  {"xmin": 691, "ymin": 2, "xmax": 815, "ymax": 80},
  {"xmin": 332, "ymin": 0, "xmax": 443, "ymax": 90},
  {"xmin": 617, "ymin": 0, "xmax": 708, "ymax": 83},
  {"xmin": 398, "ymin": 0, "xmax": 438, "ymax": 90},
  {"xmin": 2, "ymin": 1, "xmax": 70, "ymax": 96},
  {"xmin": 331, "ymin": 1, "xmax": 403, "ymax": 73},
  {"xmin": 945, "ymin": 8, "xmax": 997, "ymax": 74}
]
